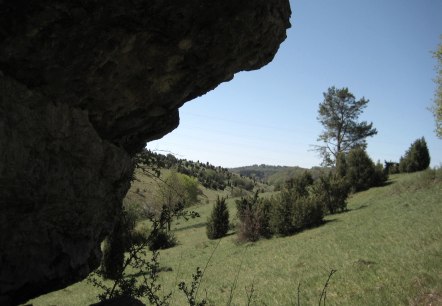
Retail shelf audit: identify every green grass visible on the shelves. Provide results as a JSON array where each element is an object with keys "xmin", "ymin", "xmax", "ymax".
[{"xmin": 27, "ymin": 171, "xmax": 442, "ymax": 305}]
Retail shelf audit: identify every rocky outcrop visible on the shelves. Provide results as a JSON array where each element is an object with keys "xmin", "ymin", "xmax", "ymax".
[{"xmin": 0, "ymin": 0, "xmax": 290, "ymax": 304}]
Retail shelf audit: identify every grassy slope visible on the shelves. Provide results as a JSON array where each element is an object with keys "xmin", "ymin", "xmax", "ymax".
[{"xmin": 28, "ymin": 171, "xmax": 442, "ymax": 305}]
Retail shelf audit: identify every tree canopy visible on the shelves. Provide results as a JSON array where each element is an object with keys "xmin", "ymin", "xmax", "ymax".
[{"xmin": 316, "ymin": 86, "xmax": 377, "ymax": 165}]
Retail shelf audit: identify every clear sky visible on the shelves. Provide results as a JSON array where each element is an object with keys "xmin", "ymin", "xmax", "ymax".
[{"xmin": 147, "ymin": 0, "xmax": 442, "ymax": 169}]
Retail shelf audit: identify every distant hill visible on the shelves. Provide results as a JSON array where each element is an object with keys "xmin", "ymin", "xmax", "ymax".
[
  {"xmin": 141, "ymin": 150, "xmax": 233, "ymax": 190},
  {"xmin": 131, "ymin": 150, "xmax": 272, "ymax": 201},
  {"xmin": 230, "ymin": 164, "xmax": 329, "ymax": 188},
  {"xmin": 230, "ymin": 164, "xmax": 302, "ymax": 181},
  {"xmin": 137, "ymin": 151, "xmax": 330, "ymax": 193}
]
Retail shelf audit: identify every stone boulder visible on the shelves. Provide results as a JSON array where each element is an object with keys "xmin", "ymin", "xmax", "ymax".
[{"xmin": 0, "ymin": 0, "xmax": 291, "ymax": 304}]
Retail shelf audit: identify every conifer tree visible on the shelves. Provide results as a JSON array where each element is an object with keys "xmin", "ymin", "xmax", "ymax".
[
  {"xmin": 399, "ymin": 137, "xmax": 431, "ymax": 172},
  {"xmin": 206, "ymin": 196, "xmax": 229, "ymax": 239},
  {"xmin": 316, "ymin": 86, "xmax": 377, "ymax": 165}
]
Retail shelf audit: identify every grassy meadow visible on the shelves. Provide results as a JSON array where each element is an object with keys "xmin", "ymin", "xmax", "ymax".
[{"xmin": 27, "ymin": 170, "xmax": 442, "ymax": 305}]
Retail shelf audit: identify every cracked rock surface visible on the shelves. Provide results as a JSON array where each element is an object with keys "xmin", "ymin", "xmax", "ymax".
[{"xmin": 0, "ymin": 0, "xmax": 290, "ymax": 304}]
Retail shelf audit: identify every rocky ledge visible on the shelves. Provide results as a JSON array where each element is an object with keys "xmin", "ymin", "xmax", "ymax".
[{"xmin": 0, "ymin": 0, "xmax": 290, "ymax": 304}]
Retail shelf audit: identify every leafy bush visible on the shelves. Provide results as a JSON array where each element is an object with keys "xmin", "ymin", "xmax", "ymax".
[
  {"xmin": 384, "ymin": 161, "xmax": 400, "ymax": 174},
  {"xmin": 270, "ymin": 189, "xmax": 324, "ymax": 236},
  {"xmin": 372, "ymin": 160, "xmax": 388, "ymax": 187},
  {"xmin": 206, "ymin": 196, "xmax": 229, "ymax": 240},
  {"xmin": 312, "ymin": 173, "xmax": 349, "ymax": 214},
  {"xmin": 285, "ymin": 171, "xmax": 314, "ymax": 196},
  {"xmin": 130, "ymin": 223, "xmax": 150, "ymax": 247},
  {"xmin": 255, "ymin": 198, "xmax": 272, "ymax": 238},
  {"xmin": 346, "ymin": 147, "xmax": 377, "ymax": 192},
  {"xmin": 89, "ymin": 250, "xmax": 172, "ymax": 305},
  {"xmin": 399, "ymin": 137, "xmax": 431, "ymax": 173},
  {"xmin": 237, "ymin": 207, "xmax": 261, "ymax": 242},
  {"xmin": 270, "ymin": 191, "xmax": 296, "ymax": 236},
  {"xmin": 236, "ymin": 193, "xmax": 272, "ymax": 242},
  {"xmin": 335, "ymin": 152, "xmax": 348, "ymax": 178},
  {"xmin": 148, "ymin": 229, "xmax": 177, "ymax": 251},
  {"xmin": 291, "ymin": 195, "xmax": 324, "ymax": 230},
  {"xmin": 231, "ymin": 175, "xmax": 255, "ymax": 191}
]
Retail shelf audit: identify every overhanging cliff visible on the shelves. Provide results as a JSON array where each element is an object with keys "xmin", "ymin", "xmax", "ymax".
[{"xmin": 0, "ymin": 0, "xmax": 291, "ymax": 304}]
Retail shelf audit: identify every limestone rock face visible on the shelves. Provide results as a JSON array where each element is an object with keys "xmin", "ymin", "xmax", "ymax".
[{"xmin": 0, "ymin": 0, "xmax": 290, "ymax": 304}]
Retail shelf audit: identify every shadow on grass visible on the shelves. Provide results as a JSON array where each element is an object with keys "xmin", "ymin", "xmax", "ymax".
[
  {"xmin": 350, "ymin": 204, "xmax": 368, "ymax": 211},
  {"xmin": 383, "ymin": 180, "xmax": 395, "ymax": 187},
  {"xmin": 223, "ymin": 231, "xmax": 236, "ymax": 237},
  {"xmin": 293, "ymin": 218, "xmax": 340, "ymax": 235},
  {"xmin": 173, "ymin": 221, "xmax": 206, "ymax": 232},
  {"xmin": 126, "ymin": 265, "xmax": 174, "ymax": 278},
  {"xmin": 324, "ymin": 218, "xmax": 339, "ymax": 224}
]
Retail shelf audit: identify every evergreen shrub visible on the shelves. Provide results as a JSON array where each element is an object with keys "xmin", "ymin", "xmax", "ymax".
[
  {"xmin": 206, "ymin": 196, "xmax": 229, "ymax": 240},
  {"xmin": 399, "ymin": 137, "xmax": 431, "ymax": 173}
]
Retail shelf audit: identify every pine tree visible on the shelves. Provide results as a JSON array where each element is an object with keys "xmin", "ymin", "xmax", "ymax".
[
  {"xmin": 316, "ymin": 86, "xmax": 377, "ymax": 165},
  {"xmin": 206, "ymin": 196, "xmax": 229, "ymax": 239}
]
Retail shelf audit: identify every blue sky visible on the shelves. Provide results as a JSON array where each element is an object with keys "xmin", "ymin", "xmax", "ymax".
[{"xmin": 147, "ymin": 0, "xmax": 442, "ymax": 168}]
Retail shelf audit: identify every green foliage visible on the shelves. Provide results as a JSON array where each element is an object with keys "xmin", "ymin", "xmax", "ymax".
[
  {"xmin": 121, "ymin": 206, "xmax": 141, "ymax": 250},
  {"xmin": 384, "ymin": 161, "xmax": 400, "ymax": 174},
  {"xmin": 431, "ymin": 36, "xmax": 442, "ymax": 138},
  {"xmin": 134, "ymin": 149, "xmax": 164, "ymax": 179},
  {"xmin": 130, "ymin": 223, "xmax": 151, "ymax": 247},
  {"xmin": 334, "ymin": 148, "xmax": 388, "ymax": 194},
  {"xmin": 231, "ymin": 175, "xmax": 255, "ymax": 191},
  {"xmin": 316, "ymin": 86, "xmax": 377, "ymax": 165},
  {"xmin": 285, "ymin": 171, "xmax": 313, "ymax": 196},
  {"xmin": 271, "ymin": 171, "xmax": 324, "ymax": 234},
  {"xmin": 312, "ymin": 173, "xmax": 349, "ymax": 214},
  {"xmin": 154, "ymin": 171, "xmax": 201, "ymax": 232},
  {"xmin": 291, "ymin": 194, "xmax": 324, "ymax": 231},
  {"xmin": 270, "ymin": 191, "xmax": 295, "ymax": 236},
  {"xmin": 230, "ymin": 164, "xmax": 302, "ymax": 185},
  {"xmin": 270, "ymin": 189, "xmax": 324, "ymax": 236},
  {"xmin": 335, "ymin": 152, "xmax": 347, "ymax": 178},
  {"xmin": 143, "ymin": 151, "xmax": 232, "ymax": 190},
  {"xmin": 399, "ymin": 137, "xmax": 431, "ymax": 173},
  {"xmin": 264, "ymin": 166, "xmax": 327, "ymax": 190},
  {"xmin": 206, "ymin": 196, "xmax": 230, "ymax": 240},
  {"xmin": 89, "ymin": 249, "xmax": 172, "ymax": 305},
  {"xmin": 158, "ymin": 171, "xmax": 199, "ymax": 208},
  {"xmin": 236, "ymin": 193, "xmax": 272, "ymax": 242},
  {"xmin": 372, "ymin": 160, "xmax": 389, "ymax": 187},
  {"xmin": 178, "ymin": 267, "xmax": 207, "ymax": 306},
  {"xmin": 146, "ymin": 204, "xmax": 199, "ymax": 251},
  {"xmin": 346, "ymin": 147, "xmax": 377, "ymax": 192},
  {"xmin": 148, "ymin": 229, "xmax": 177, "ymax": 251},
  {"xmin": 181, "ymin": 175, "xmax": 200, "ymax": 205}
]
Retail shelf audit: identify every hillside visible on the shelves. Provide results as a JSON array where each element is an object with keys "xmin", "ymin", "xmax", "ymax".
[
  {"xmin": 230, "ymin": 164, "xmax": 302, "ymax": 182},
  {"xmin": 124, "ymin": 152, "xmax": 272, "ymax": 216},
  {"xmin": 230, "ymin": 164, "xmax": 329, "ymax": 188},
  {"xmin": 28, "ymin": 169, "xmax": 442, "ymax": 305}
]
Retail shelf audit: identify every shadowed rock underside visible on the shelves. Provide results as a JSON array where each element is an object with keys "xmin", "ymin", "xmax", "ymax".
[{"xmin": 0, "ymin": 0, "xmax": 291, "ymax": 304}]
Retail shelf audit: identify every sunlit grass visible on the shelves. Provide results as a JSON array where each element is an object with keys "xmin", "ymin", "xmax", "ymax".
[{"xmin": 28, "ymin": 171, "xmax": 442, "ymax": 305}]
